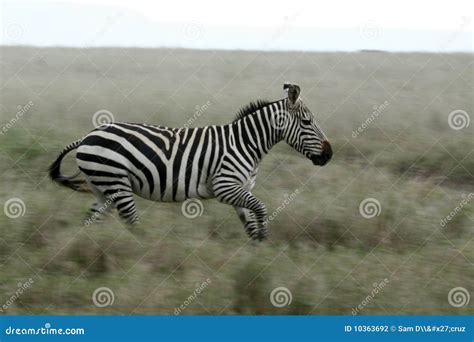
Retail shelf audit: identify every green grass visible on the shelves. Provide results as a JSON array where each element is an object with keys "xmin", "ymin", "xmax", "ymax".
[{"xmin": 0, "ymin": 47, "xmax": 472, "ymax": 315}]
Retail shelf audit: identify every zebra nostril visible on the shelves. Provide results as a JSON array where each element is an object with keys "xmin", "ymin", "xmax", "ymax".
[{"xmin": 322, "ymin": 140, "xmax": 332, "ymax": 161}]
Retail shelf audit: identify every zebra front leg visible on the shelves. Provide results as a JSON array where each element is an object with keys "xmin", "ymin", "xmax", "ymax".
[
  {"xmin": 233, "ymin": 169, "xmax": 267, "ymax": 240},
  {"xmin": 234, "ymin": 207, "xmax": 262, "ymax": 240},
  {"xmin": 213, "ymin": 180, "xmax": 267, "ymax": 241}
]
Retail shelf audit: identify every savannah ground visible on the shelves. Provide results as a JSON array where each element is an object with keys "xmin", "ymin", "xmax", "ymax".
[{"xmin": 0, "ymin": 47, "xmax": 472, "ymax": 315}]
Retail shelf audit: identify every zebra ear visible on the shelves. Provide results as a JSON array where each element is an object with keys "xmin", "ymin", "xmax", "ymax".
[{"xmin": 285, "ymin": 84, "xmax": 300, "ymax": 104}]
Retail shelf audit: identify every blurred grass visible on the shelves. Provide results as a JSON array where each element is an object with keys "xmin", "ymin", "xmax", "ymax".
[{"xmin": 0, "ymin": 47, "xmax": 472, "ymax": 315}]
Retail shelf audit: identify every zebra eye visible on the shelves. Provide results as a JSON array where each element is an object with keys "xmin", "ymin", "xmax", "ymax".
[{"xmin": 301, "ymin": 119, "xmax": 312, "ymax": 125}]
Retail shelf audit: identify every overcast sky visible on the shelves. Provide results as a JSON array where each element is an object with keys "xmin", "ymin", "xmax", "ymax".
[{"xmin": 1, "ymin": 0, "xmax": 473, "ymax": 51}]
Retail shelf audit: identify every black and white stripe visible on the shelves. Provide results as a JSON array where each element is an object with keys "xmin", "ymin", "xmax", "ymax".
[{"xmin": 49, "ymin": 83, "xmax": 332, "ymax": 240}]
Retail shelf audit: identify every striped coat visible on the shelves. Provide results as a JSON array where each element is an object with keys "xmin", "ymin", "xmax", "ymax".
[{"xmin": 49, "ymin": 83, "xmax": 332, "ymax": 240}]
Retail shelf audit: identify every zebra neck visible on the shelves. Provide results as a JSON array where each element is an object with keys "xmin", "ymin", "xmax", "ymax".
[{"xmin": 235, "ymin": 109, "xmax": 284, "ymax": 164}]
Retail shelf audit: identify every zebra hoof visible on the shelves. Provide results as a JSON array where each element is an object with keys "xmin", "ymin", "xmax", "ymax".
[
  {"xmin": 247, "ymin": 225, "xmax": 267, "ymax": 241},
  {"xmin": 256, "ymin": 230, "xmax": 267, "ymax": 241}
]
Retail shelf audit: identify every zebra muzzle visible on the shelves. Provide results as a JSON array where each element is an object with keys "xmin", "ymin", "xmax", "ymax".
[{"xmin": 311, "ymin": 140, "xmax": 332, "ymax": 166}]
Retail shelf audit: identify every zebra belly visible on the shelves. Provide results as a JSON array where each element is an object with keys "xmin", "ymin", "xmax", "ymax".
[{"xmin": 133, "ymin": 175, "xmax": 215, "ymax": 202}]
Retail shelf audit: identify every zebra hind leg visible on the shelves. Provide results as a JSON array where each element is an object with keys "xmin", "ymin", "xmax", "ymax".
[
  {"xmin": 110, "ymin": 190, "xmax": 139, "ymax": 226},
  {"xmin": 83, "ymin": 186, "xmax": 115, "ymax": 226},
  {"xmin": 85, "ymin": 177, "xmax": 139, "ymax": 226}
]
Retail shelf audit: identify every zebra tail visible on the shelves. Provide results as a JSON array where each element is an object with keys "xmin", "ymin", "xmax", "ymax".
[{"xmin": 48, "ymin": 138, "xmax": 90, "ymax": 193}]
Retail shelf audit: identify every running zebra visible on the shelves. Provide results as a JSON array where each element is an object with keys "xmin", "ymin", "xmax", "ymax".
[{"xmin": 49, "ymin": 83, "xmax": 332, "ymax": 240}]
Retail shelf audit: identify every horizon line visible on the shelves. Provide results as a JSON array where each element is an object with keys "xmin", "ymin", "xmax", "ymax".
[{"xmin": 1, "ymin": 44, "xmax": 472, "ymax": 54}]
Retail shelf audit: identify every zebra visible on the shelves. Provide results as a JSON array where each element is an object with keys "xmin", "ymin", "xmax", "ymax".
[{"xmin": 49, "ymin": 83, "xmax": 332, "ymax": 240}]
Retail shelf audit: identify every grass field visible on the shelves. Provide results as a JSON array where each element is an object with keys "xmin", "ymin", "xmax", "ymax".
[{"xmin": 0, "ymin": 47, "xmax": 472, "ymax": 315}]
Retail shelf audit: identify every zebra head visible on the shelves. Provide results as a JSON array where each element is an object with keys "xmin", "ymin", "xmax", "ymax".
[{"xmin": 280, "ymin": 83, "xmax": 332, "ymax": 166}]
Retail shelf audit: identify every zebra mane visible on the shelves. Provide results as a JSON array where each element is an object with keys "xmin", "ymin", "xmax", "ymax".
[{"xmin": 233, "ymin": 100, "xmax": 272, "ymax": 122}]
